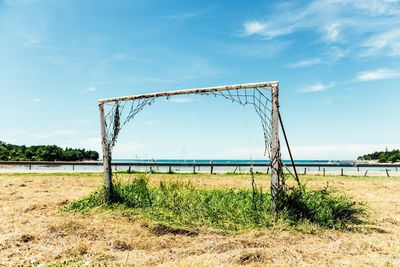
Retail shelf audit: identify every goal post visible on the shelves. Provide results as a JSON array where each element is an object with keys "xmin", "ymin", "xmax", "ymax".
[
  {"xmin": 99, "ymin": 103, "xmax": 113, "ymax": 200},
  {"xmin": 270, "ymin": 84, "xmax": 282, "ymax": 208},
  {"xmin": 98, "ymin": 81, "xmax": 283, "ymax": 205}
]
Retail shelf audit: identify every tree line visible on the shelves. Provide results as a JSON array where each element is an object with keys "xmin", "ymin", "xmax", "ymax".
[
  {"xmin": 0, "ymin": 141, "xmax": 99, "ymax": 161},
  {"xmin": 358, "ymin": 149, "xmax": 400, "ymax": 163}
]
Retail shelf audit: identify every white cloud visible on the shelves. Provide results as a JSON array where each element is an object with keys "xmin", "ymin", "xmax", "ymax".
[
  {"xmin": 243, "ymin": 21, "xmax": 267, "ymax": 35},
  {"xmin": 327, "ymin": 46, "xmax": 348, "ymax": 61},
  {"xmin": 299, "ymin": 82, "xmax": 335, "ymax": 93},
  {"xmin": 22, "ymin": 36, "xmax": 41, "ymax": 47},
  {"xmin": 355, "ymin": 68, "xmax": 400, "ymax": 81},
  {"xmin": 348, "ymin": 0, "xmax": 400, "ymax": 16},
  {"xmin": 15, "ymin": 30, "xmax": 42, "ymax": 47},
  {"xmin": 165, "ymin": 7, "xmax": 211, "ymax": 21},
  {"xmin": 241, "ymin": 0, "xmax": 400, "ymax": 57},
  {"xmin": 287, "ymin": 58, "xmax": 322, "ymax": 68},
  {"xmin": 85, "ymin": 86, "xmax": 97, "ymax": 92},
  {"xmin": 243, "ymin": 20, "xmax": 293, "ymax": 39},
  {"xmin": 362, "ymin": 29, "xmax": 400, "ymax": 56},
  {"xmin": 324, "ymin": 23, "xmax": 340, "ymax": 42}
]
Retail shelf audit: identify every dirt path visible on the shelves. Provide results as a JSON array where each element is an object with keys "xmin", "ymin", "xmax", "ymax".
[{"xmin": 0, "ymin": 173, "xmax": 399, "ymax": 266}]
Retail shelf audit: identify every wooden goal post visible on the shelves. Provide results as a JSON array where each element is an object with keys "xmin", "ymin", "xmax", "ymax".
[{"xmin": 98, "ymin": 81, "xmax": 282, "ymax": 206}]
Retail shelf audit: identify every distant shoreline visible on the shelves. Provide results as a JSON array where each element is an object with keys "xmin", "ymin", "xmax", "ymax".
[{"xmin": 0, "ymin": 159, "xmax": 399, "ymax": 176}]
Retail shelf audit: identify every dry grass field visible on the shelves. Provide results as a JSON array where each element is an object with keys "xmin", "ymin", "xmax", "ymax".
[{"xmin": 1, "ymin": 172, "xmax": 400, "ymax": 266}]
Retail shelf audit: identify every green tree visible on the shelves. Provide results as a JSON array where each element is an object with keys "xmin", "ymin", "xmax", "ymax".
[{"xmin": 0, "ymin": 141, "xmax": 99, "ymax": 161}]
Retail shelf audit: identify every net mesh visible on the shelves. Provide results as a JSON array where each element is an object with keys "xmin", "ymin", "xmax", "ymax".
[
  {"xmin": 101, "ymin": 84, "xmax": 303, "ymax": 198},
  {"xmin": 208, "ymin": 88, "xmax": 272, "ymax": 157},
  {"xmin": 103, "ymin": 87, "xmax": 272, "ymax": 158}
]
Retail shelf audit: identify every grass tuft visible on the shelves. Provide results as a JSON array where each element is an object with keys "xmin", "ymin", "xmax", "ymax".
[
  {"xmin": 64, "ymin": 174, "xmax": 365, "ymax": 232},
  {"xmin": 277, "ymin": 185, "xmax": 365, "ymax": 229}
]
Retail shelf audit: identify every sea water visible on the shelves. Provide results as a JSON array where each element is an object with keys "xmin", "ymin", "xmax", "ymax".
[{"xmin": 1, "ymin": 159, "xmax": 398, "ymax": 175}]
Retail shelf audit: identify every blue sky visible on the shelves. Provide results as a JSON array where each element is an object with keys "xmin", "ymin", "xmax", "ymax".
[{"xmin": 0, "ymin": 0, "xmax": 399, "ymax": 160}]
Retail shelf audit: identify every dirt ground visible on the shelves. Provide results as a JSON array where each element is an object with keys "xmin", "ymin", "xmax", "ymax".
[{"xmin": 0, "ymin": 172, "xmax": 399, "ymax": 266}]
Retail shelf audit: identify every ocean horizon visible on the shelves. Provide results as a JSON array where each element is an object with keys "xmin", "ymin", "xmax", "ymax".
[{"xmin": 113, "ymin": 159, "xmax": 357, "ymax": 164}]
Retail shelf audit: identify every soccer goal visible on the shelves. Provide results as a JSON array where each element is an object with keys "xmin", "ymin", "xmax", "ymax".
[{"xmin": 98, "ymin": 81, "xmax": 284, "ymax": 206}]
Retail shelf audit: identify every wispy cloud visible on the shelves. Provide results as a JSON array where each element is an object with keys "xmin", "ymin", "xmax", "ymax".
[
  {"xmin": 286, "ymin": 58, "xmax": 322, "ymax": 68},
  {"xmin": 362, "ymin": 29, "xmax": 400, "ymax": 57},
  {"xmin": 243, "ymin": 20, "xmax": 292, "ymax": 39},
  {"xmin": 324, "ymin": 23, "xmax": 340, "ymax": 42},
  {"xmin": 299, "ymin": 82, "xmax": 335, "ymax": 93},
  {"xmin": 327, "ymin": 46, "xmax": 348, "ymax": 61},
  {"xmin": 83, "ymin": 86, "xmax": 97, "ymax": 93},
  {"xmin": 243, "ymin": 21, "xmax": 267, "ymax": 35},
  {"xmin": 22, "ymin": 36, "xmax": 41, "ymax": 47},
  {"xmin": 165, "ymin": 8, "xmax": 210, "ymax": 21},
  {"xmin": 241, "ymin": 0, "xmax": 400, "ymax": 58},
  {"xmin": 15, "ymin": 31, "xmax": 42, "ymax": 47},
  {"xmin": 355, "ymin": 68, "xmax": 400, "ymax": 81}
]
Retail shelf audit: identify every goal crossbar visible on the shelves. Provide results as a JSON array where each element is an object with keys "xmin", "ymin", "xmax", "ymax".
[{"xmin": 98, "ymin": 81, "xmax": 278, "ymax": 104}]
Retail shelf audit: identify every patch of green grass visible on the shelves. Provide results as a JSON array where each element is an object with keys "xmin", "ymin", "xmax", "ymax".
[
  {"xmin": 277, "ymin": 185, "xmax": 365, "ymax": 229},
  {"xmin": 64, "ymin": 175, "xmax": 365, "ymax": 232},
  {"xmin": 146, "ymin": 180, "xmax": 273, "ymax": 231}
]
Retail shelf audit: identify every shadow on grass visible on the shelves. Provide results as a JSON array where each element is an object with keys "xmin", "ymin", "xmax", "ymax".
[{"xmin": 64, "ymin": 175, "xmax": 366, "ymax": 233}]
